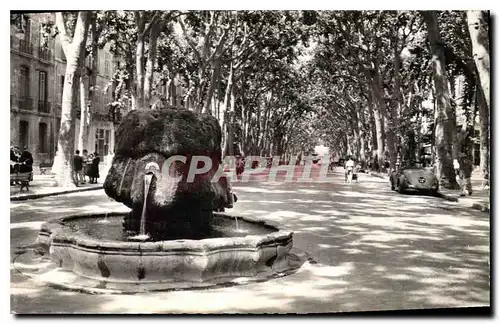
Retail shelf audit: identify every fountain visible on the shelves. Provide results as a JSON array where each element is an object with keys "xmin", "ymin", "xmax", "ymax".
[{"xmin": 26, "ymin": 108, "xmax": 301, "ymax": 293}]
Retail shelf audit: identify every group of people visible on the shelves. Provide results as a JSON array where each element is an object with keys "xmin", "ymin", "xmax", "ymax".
[
  {"xmin": 73, "ymin": 149, "xmax": 100, "ymax": 186},
  {"xmin": 10, "ymin": 146, "xmax": 33, "ymax": 174}
]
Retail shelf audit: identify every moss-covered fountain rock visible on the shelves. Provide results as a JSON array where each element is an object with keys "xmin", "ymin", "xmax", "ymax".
[
  {"xmin": 28, "ymin": 107, "xmax": 300, "ymax": 293},
  {"xmin": 104, "ymin": 108, "xmax": 232, "ymax": 239}
]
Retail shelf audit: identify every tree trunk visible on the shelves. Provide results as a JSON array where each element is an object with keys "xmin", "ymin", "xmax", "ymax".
[
  {"xmin": 195, "ymin": 66, "xmax": 206, "ymax": 114},
  {"xmin": 423, "ymin": 11, "xmax": 459, "ymax": 189},
  {"xmin": 78, "ymin": 67, "xmax": 90, "ymax": 153},
  {"xmin": 135, "ymin": 32, "xmax": 146, "ymax": 109},
  {"xmin": 202, "ymin": 60, "xmax": 221, "ymax": 115},
  {"xmin": 371, "ymin": 86, "xmax": 386, "ymax": 172},
  {"xmin": 88, "ymin": 17, "xmax": 98, "ymax": 132},
  {"xmin": 52, "ymin": 12, "xmax": 91, "ymax": 187},
  {"xmin": 222, "ymin": 63, "xmax": 234, "ymax": 156},
  {"xmin": 373, "ymin": 73, "xmax": 396, "ymax": 172},
  {"xmin": 366, "ymin": 95, "xmax": 378, "ymax": 170},
  {"xmin": 356, "ymin": 105, "xmax": 366, "ymax": 168},
  {"xmin": 477, "ymin": 87, "xmax": 489, "ymax": 183},
  {"xmin": 448, "ymin": 76, "xmax": 459, "ymax": 162},
  {"xmin": 224, "ymin": 84, "xmax": 237, "ymax": 157},
  {"xmin": 467, "ymin": 10, "xmax": 490, "ymax": 111},
  {"xmin": 144, "ymin": 22, "xmax": 162, "ymax": 107}
]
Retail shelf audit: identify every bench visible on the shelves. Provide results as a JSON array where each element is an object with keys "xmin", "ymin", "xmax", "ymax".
[{"xmin": 10, "ymin": 172, "xmax": 32, "ymax": 191}]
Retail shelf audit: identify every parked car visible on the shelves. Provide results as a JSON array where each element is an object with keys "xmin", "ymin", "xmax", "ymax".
[{"xmin": 390, "ymin": 166, "xmax": 439, "ymax": 194}]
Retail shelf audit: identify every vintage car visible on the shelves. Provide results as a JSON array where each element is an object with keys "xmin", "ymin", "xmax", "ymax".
[{"xmin": 390, "ymin": 166, "xmax": 439, "ymax": 194}]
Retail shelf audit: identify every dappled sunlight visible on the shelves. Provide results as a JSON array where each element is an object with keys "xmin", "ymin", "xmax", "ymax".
[
  {"xmin": 236, "ymin": 200, "xmax": 284, "ymax": 204},
  {"xmin": 10, "ymin": 167, "xmax": 490, "ymax": 313},
  {"xmin": 234, "ymin": 187, "xmax": 296, "ymax": 194},
  {"xmin": 10, "ymin": 221, "xmax": 45, "ymax": 230}
]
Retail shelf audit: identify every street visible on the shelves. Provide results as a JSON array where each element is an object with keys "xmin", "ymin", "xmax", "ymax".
[{"xmin": 10, "ymin": 167, "xmax": 490, "ymax": 313}]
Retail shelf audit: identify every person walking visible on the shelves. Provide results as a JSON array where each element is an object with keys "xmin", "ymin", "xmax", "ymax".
[
  {"xmin": 345, "ymin": 156, "xmax": 355, "ymax": 183},
  {"xmin": 89, "ymin": 152, "xmax": 100, "ymax": 184},
  {"xmin": 72, "ymin": 150, "xmax": 84, "ymax": 186}
]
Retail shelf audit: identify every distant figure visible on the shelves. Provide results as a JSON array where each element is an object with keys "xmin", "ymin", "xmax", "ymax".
[
  {"xmin": 89, "ymin": 152, "xmax": 100, "ymax": 184},
  {"xmin": 236, "ymin": 155, "xmax": 245, "ymax": 180},
  {"xmin": 19, "ymin": 146, "xmax": 33, "ymax": 174},
  {"xmin": 345, "ymin": 156, "xmax": 355, "ymax": 183},
  {"xmin": 72, "ymin": 150, "xmax": 84, "ymax": 186}
]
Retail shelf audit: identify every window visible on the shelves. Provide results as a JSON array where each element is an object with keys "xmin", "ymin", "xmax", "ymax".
[
  {"xmin": 95, "ymin": 128, "xmax": 106, "ymax": 158},
  {"xmin": 39, "ymin": 71, "xmax": 47, "ymax": 102},
  {"xmin": 23, "ymin": 16, "xmax": 31, "ymax": 42},
  {"xmin": 105, "ymin": 130, "xmax": 110, "ymax": 156},
  {"xmin": 39, "ymin": 122, "xmax": 48, "ymax": 153},
  {"xmin": 19, "ymin": 66, "xmax": 30, "ymax": 98},
  {"xmin": 59, "ymin": 75, "xmax": 65, "ymax": 100},
  {"xmin": 19, "ymin": 120, "xmax": 29, "ymax": 150}
]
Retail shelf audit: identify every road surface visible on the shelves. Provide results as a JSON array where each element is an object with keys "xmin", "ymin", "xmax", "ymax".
[{"xmin": 10, "ymin": 166, "xmax": 490, "ymax": 313}]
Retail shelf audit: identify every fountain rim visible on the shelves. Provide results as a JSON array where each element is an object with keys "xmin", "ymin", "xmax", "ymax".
[{"xmin": 40, "ymin": 212, "xmax": 293, "ymax": 253}]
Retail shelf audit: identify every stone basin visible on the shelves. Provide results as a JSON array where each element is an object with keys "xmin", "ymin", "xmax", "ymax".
[{"xmin": 37, "ymin": 212, "xmax": 295, "ymax": 287}]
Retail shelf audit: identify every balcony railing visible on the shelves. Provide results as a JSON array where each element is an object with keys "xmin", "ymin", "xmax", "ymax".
[
  {"xmin": 38, "ymin": 47, "xmax": 52, "ymax": 61},
  {"xmin": 38, "ymin": 100, "xmax": 51, "ymax": 113},
  {"xmin": 18, "ymin": 97, "xmax": 33, "ymax": 110},
  {"xmin": 19, "ymin": 39, "xmax": 32, "ymax": 55}
]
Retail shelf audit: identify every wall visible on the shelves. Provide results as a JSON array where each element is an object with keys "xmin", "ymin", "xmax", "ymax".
[{"xmin": 11, "ymin": 13, "xmax": 118, "ymax": 168}]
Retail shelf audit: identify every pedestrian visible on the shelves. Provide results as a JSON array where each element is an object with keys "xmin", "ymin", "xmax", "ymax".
[
  {"xmin": 82, "ymin": 149, "xmax": 89, "ymax": 183},
  {"xmin": 345, "ymin": 156, "xmax": 355, "ymax": 183},
  {"xmin": 86, "ymin": 153, "xmax": 93, "ymax": 181},
  {"xmin": 72, "ymin": 150, "xmax": 84, "ymax": 186},
  {"xmin": 89, "ymin": 152, "xmax": 100, "ymax": 184},
  {"xmin": 236, "ymin": 155, "xmax": 245, "ymax": 180}
]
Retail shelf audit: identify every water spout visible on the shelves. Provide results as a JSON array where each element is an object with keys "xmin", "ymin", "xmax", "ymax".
[
  {"xmin": 235, "ymin": 216, "xmax": 240, "ymax": 232},
  {"xmin": 98, "ymin": 212, "xmax": 109, "ymax": 224},
  {"xmin": 129, "ymin": 162, "xmax": 160, "ymax": 242},
  {"xmin": 139, "ymin": 173, "xmax": 153, "ymax": 236}
]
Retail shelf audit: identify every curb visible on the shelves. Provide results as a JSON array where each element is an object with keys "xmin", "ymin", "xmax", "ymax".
[
  {"xmin": 367, "ymin": 172, "xmax": 388, "ymax": 179},
  {"xmin": 10, "ymin": 185, "xmax": 103, "ymax": 202},
  {"xmin": 471, "ymin": 202, "xmax": 490, "ymax": 213},
  {"xmin": 438, "ymin": 192, "xmax": 460, "ymax": 202}
]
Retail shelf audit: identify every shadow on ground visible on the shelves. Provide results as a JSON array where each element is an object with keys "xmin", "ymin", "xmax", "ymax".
[{"xmin": 10, "ymin": 172, "xmax": 490, "ymax": 313}]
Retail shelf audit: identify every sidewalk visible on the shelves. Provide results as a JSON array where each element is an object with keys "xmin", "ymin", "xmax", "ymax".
[
  {"xmin": 367, "ymin": 169, "xmax": 490, "ymax": 213},
  {"xmin": 10, "ymin": 174, "xmax": 103, "ymax": 201}
]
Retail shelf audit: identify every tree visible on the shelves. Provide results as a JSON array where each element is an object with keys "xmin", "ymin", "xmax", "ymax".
[
  {"xmin": 421, "ymin": 11, "xmax": 459, "ymax": 189},
  {"xmin": 467, "ymin": 10, "xmax": 490, "ymax": 182},
  {"xmin": 52, "ymin": 12, "xmax": 91, "ymax": 187},
  {"xmin": 467, "ymin": 11, "xmax": 490, "ymax": 111}
]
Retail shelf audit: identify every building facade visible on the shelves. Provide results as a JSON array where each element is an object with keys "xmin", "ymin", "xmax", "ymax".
[{"xmin": 10, "ymin": 13, "xmax": 119, "ymax": 168}]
